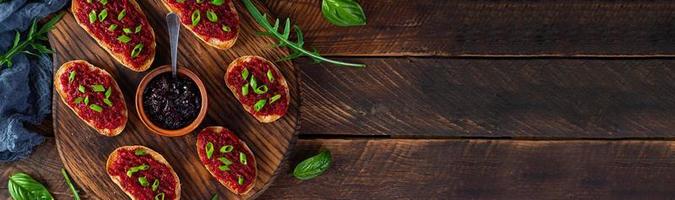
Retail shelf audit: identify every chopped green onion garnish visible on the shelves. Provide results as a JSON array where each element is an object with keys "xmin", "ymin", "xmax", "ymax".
[
  {"xmin": 78, "ymin": 85, "xmax": 85, "ymax": 93},
  {"xmin": 152, "ymin": 179, "xmax": 159, "ymax": 191},
  {"xmin": 205, "ymin": 142, "xmax": 214, "ymax": 159},
  {"xmin": 253, "ymin": 85, "xmax": 268, "ymax": 94},
  {"xmin": 241, "ymin": 83, "xmax": 249, "ymax": 96},
  {"xmin": 103, "ymin": 98, "xmax": 113, "ymax": 107},
  {"xmin": 105, "ymin": 87, "xmax": 112, "ymax": 99},
  {"xmin": 135, "ymin": 24, "xmax": 142, "ymax": 33},
  {"xmin": 155, "ymin": 192, "xmax": 165, "ymax": 200},
  {"xmin": 218, "ymin": 157, "xmax": 232, "ymax": 165},
  {"xmin": 206, "ymin": 10, "xmax": 218, "ymax": 22},
  {"xmin": 84, "ymin": 96, "xmax": 89, "ymax": 105},
  {"xmin": 69, "ymin": 71, "xmax": 76, "ymax": 82},
  {"xmin": 98, "ymin": 9, "xmax": 108, "ymax": 22},
  {"xmin": 269, "ymin": 94, "xmax": 282, "ymax": 104},
  {"xmin": 237, "ymin": 175, "xmax": 244, "ymax": 185},
  {"xmin": 123, "ymin": 28, "xmax": 132, "ymax": 34},
  {"xmin": 176, "ymin": 0, "xmax": 185, "ymax": 2},
  {"xmin": 254, "ymin": 99, "xmax": 266, "ymax": 111},
  {"xmin": 222, "ymin": 25, "xmax": 230, "ymax": 32},
  {"xmin": 126, "ymin": 164, "xmax": 149, "ymax": 177},
  {"xmin": 131, "ymin": 43, "xmax": 144, "ymax": 58},
  {"xmin": 220, "ymin": 145, "xmax": 233, "ymax": 153},
  {"xmin": 218, "ymin": 165, "xmax": 230, "ymax": 171},
  {"xmin": 249, "ymin": 76, "xmax": 258, "ymax": 89},
  {"xmin": 191, "ymin": 10, "xmax": 201, "ymax": 26},
  {"xmin": 134, "ymin": 149, "xmax": 145, "ymax": 156},
  {"xmin": 117, "ymin": 9, "xmax": 126, "ymax": 20},
  {"xmin": 74, "ymin": 97, "xmax": 83, "ymax": 104},
  {"xmin": 91, "ymin": 84, "xmax": 105, "ymax": 92},
  {"xmin": 211, "ymin": 0, "xmax": 224, "ymax": 5},
  {"xmin": 239, "ymin": 152, "xmax": 247, "ymax": 165},
  {"xmin": 99, "ymin": 0, "xmax": 108, "ymax": 5},
  {"xmin": 88, "ymin": 10, "xmax": 97, "ymax": 23},
  {"xmin": 267, "ymin": 69, "xmax": 274, "ymax": 82},
  {"xmin": 196, "ymin": 0, "xmax": 204, "ymax": 3},
  {"xmin": 117, "ymin": 35, "xmax": 131, "ymax": 43},
  {"xmin": 89, "ymin": 104, "xmax": 103, "ymax": 112},
  {"xmin": 108, "ymin": 24, "xmax": 118, "ymax": 31},
  {"xmin": 138, "ymin": 176, "xmax": 149, "ymax": 187},
  {"xmin": 241, "ymin": 68, "xmax": 249, "ymax": 80}
]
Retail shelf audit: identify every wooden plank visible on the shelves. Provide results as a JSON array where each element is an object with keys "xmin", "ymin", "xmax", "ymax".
[
  {"xmin": 5, "ymin": 139, "xmax": 675, "ymax": 199},
  {"xmin": 299, "ymin": 57, "xmax": 675, "ymax": 138},
  {"xmin": 266, "ymin": 0, "xmax": 675, "ymax": 56}
]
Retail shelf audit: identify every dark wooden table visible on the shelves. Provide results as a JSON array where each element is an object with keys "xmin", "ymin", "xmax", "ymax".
[{"xmin": 4, "ymin": 0, "xmax": 675, "ymax": 199}]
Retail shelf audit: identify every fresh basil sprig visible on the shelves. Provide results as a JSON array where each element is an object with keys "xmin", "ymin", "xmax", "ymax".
[
  {"xmin": 0, "ymin": 12, "xmax": 65, "ymax": 71},
  {"xmin": 7, "ymin": 172, "xmax": 54, "ymax": 200},
  {"xmin": 241, "ymin": 0, "xmax": 365, "ymax": 68},
  {"xmin": 293, "ymin": 150, "xmax": 332, "ymax": 180},
  {"xmin": 322, "ymin": 0, "xmax": 367, "ymax": 27},
  {"xmin": 61, "ymin": 168, "xmax": 81, "ymax": 200}
]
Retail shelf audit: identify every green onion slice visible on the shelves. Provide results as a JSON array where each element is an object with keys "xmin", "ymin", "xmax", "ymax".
[
  {"xmin": 205, "ymin": 142, "xmax": 214, "ymax": 159},
  {"xmin": 237, "ymin": 175, "xmax": 244, "ymax": 185},
  {"xmin": 135, "ymin": 24, "xmax": 142, "ymax": 33},
  {"xmin": 152, "ymin": 179, "xmax": 159, "ymax": 191},
  {"xmin": 211, "ymin": 0, "xmax": 224, "ymax": 5},
  {"xmin": 241, "ymin": 68, "xmax": 249, "ymax": 80},
  {"xmin": 108, "ymin": 24, "xmax": 118, "ymax": 31},
  {"xmin": 269, "ymin": 94, "xmax": 282, "ymax": 104},
  {"xmin": 98, "ymin": 9, "xmax": 108, "ymax": 22},
  {"xmin": 220, "ymin": 145, "xmax": 233, "ymax": 153},
  {"xmin": 91, "ymin": 84, "xmax": 105, "ymax": 92},
  {"xmin": 88, "ymin": 10, "xmax": 97, "ymax": 23},
  {"xmin": 78, "ymin": 85, "xmax": 85, "ymax": 93},
  {"xmin": 191, "ymin": 10, "xmax": 201, "ymax": 26},
  {"xmin": 84, "ymin": 96, "xmax": 89, "ymax": 105},
  {"xmin": 254, "ymin": 99, "xmax": 266, "ymax": 112},
  {"xmin": 103, "ymin": 98, "xmax": 113, "ymax": 107},
  {"xmin": 239, "ymin": 152, "xmax": 247, "ymax": 165},
  {"xmin": 207, "ymin": 10, "xmax": 218, "ymax": 22},
  {"xmin": 131, "ymin": 43, "xmax": 144, "ymax": 58},
  {"xmin": 134, "ymin": 149, "xmax": 145, "ymax": 156},
  {"xmin": 105, "ymin": 87, "xmax": 112, "ymax": 99},
  {"xmin": 117, "ymin": 9, "xmax": 126, "ymax": 20},
  {"xmin": 117, "ymin": 35, "xmax": 131, "ymax": 43},
  {"xmin": 89, "ymin": 104, "xmax": 103, "ymax": 112},
  {"xmin": 138, "ymin": 176, "xmax": 149, "ymax": 187},
  {"xmin": 218, "ymin": 157, "xmax": 232, "ymax": 165},
  {"xmin": 126, "ymin": 164, "xmax": 149, "ymax": 177},
  {"xmin": 155, "ymin": 192, "xmax": 165, "ymax": 200},
  {"xmin": 266, "ymin": 70, "xmax": 274, "ymax": 82},
  {"xmin": 123, "ymin": 28, "xmax": 132, "ymax": 34},
  {"xmin": 241, "ymin": 83, "xmax": 249, "ymax": 96},
  {"xmin": 99, "ymin": 0, "xmax": 108, "ymax": 5},
  {"xmin": 69, "ymin": 71, "xmax": 76, "ymax": 82},
  {"xmin": 222, "ymin": 25, "xmax": 231, "ymax": 32},
  {"xmin": 253, "ymin": 85, "xmax": 268, "ymax": 94},
  {"xmin": 218, "ymin": 165, "xmax": 230, "ymax": 171},
  {"xmin": 74, "ymin": 97, "xmax": 83, "ymax": 104}
]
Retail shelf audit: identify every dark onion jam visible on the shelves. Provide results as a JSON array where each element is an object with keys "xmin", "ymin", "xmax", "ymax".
[{"xmin": 143, "ymin": 73, "xmax": 200, "ymax": 130}]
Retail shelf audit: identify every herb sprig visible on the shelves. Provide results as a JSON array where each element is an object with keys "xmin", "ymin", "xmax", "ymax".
[
  {"xmin": 61, "ymin": 168, "xmax": 81, "ymax": 200},
  {"xmin": 241, "ymin": 0, "xmax": 365, "ymax": 68},
  {"xmin": 7, "ymin": 172, "xmax": 54, "ymax": 200},
  {"xmin": 0, "ymin": 12, "xmax": 65, "ymax": 70}
]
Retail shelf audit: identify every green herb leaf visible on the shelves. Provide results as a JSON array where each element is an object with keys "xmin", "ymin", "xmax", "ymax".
[
  {"xmin": 241, "ymin": 83, "xmax": 249, "ymax": 96},
  {"xmin": 123, "ymin": 28, "xmax": 132, "ymax": 34},
  {"xmin": 135, "ymin": 24, "xmax": 142, "ymax": 33},
  {"xmin": 239, "ymin": 152, "xmax": 247, "ymax": 165},
  {"xmin": 98, "ymin": 9, "xmax": 108, "ymax": 22},
  {"xmin": 69, "ymin": 71, "xmax": 76, "ymax": 82},
  {"xmin": 127, "ymin": 164, "xmax": 149, "ymax": 177},
  {"xmin": 151, "ymin": 179, "xmax": 160, "ymax": 191},
  {"xmin": 118, "ymin": 9, "xmax": 127, "ymax": 20},
  {"xmin": 134, "ymin": 149, "xmax": 146, "ymax": 156},
  {"xmin": 191, "ymin": 10, "xmax": 201, "ymax": 26},
  {"xmin": 31, "ymin": 43, "xmax": 53, "ymax": 54},
  {"xmin": 2, "ymin": 13, "xmax": 63, "ymax": 71},
  {"xmin": 293, "ymin": 150, "xmax": 332, "ymax": 180},
  {"xmin": 88, "ymin": 10, "xmax": 97, "ymax": 23},
  {"xmin": 12, "ymin": 31, "xmax": 20, "ymax": 48},
  {"xmin": 254, "ymin": 99, "xmax": 266, "ymax": 112},
  {"xmin": 222, "ymin": 25, "xmax": 231, "ymax": 32},
  {"xmin": 99, "ymin": 0, "xmax": 108, "ymax": 5},
  {"xmin": 218, "ymin": 165, "xmax": 230, "ymax": 171},
  {"xmin": 61, "ymin": 168, "xmax": 81, "ymax": 200},
  {"xmin": 117, "ymin": 35, "xmax": 131, "ymax": 43},
  {"xmin": 220, "ymin": 145, "xmax": 234, "ymax": 153},
  {"xmin": 8, "ymin": 172, "xmax": 54, "ymax": 200},
  {"xmin": 78, "ymin": 85, "xmax": 85, "ymax": 93},
  {"xmin": 89, "ymin": 104, "xmax": 103, "ymax": 112},
  {"xmin": 241, "ymin": 0, "xmax": 365, "ymax": 68},
  {"xmin": 105, "ymin": 87, "xmax": 112, "ymax": 99},
  {"xmin": 108, "ymin": 24, "xmax": 118, "ymax": 31},
  {"xmin": 241, "ymin": 68, "xmax": 249, "ymax": 80},
  {"xmin": 211, "ymin": 194, "xmax": 219, "ymax": 200},
  {"xmin": 321, "ymin": 0, "xmax": 367, "ymax": 26},
  {"xmin": 237, "ymin": 175, "xmax": 244, "ymax": 185},
  {"xmin": 84, "ymin": 96, "xmax": 89, "ymax": 105},
  {"xmin": 103, "ymin": 98, "xmax": 113, "ymax": 107},
  {"xmin": 206, "ymin": 142, "xmax": 215, "ymax": 159},
  {"xmin": 138, "ymin": 176, "xmax": 149, "ymax": 187},
  {"xmin": 269, "ymin": 94, "xmax": 282, "ymax": 104},
  {"xmin": 218, "ymin": 157, "xmax": 233, "ymax": 165},
  {"xmin": 131, "ymin": 43, "xmax": 144, "ymax": 58},
  {"xmin": 266, "ymin": 69, "xmax": 274, "ymax": 82},
  {"xmin": 91, "ymin": 84, "xmax": 105, "ymax": 92},
  {"xmin": 155, "ymin": 192, "xmax": 165, "ymax": 200},
  {"xmin": 207, "ymin": 10, "xmax": 218, "ymax": 22},
  {"xmin": 74, "ymin": 97, "xmax": 84, "ymax": 104}
]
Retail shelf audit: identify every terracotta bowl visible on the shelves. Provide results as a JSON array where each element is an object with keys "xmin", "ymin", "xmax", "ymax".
[{"xmin": 135, "ymin": 65, "xmax": 208, "ymax": 137}]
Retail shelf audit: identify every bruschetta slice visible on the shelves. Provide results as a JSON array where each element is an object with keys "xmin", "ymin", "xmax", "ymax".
[
  {"xmin": 196, "ymin": 126, "xmax": 256, "ymax": 195},
  {"xmin": 72, "ymin": 0, "xmax": 156, "ymax": 71},
  {"xmin": 224, "ymin": 56, "xmax": 290, "ymax": 123},
  {"xmin": 107, "ymin": 146, "xmax": 181, "ymax": 200},
  {"xmin": 161, "ymin": 0, "xmax": 239, "ymax": 49},
  {"xmin": 54, "ymin": 60, "xmax": 127, "ymax": 136}
]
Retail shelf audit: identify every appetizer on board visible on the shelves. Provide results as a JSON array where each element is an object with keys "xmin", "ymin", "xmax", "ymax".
[
  {"xmin": 225, "ymin": 56, "xmax": 290, "ymax": 123},
  {"xmin": 161, "ymin": 0, "xmax": 240, "ymax": 49},
  {"xmin": 54, "ymin": 60, "xmax": 127, "ymax": 136},
  {"xmin": 107, "ymin": 146, "xmax": 181, "ymax": 200},
  {"xmin": 197, "ymin": 126, "xmax": 257, "ymax": 194},
  {"xmin": 72, "ymin": 0, "xmax": 156, "ymax": 71}
]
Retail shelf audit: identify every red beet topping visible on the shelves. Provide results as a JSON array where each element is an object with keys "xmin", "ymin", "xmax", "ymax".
[
  {"xmin": 166, "ymin": 0, "xmax": 239, "ymax": 41},
  {"xmin": 108, "ymin": 148, "xmax": 178, "ymax": 200},
  {"xmin": 197, "ymin": 128, "xmax": 255, "ymax": 193},
  {"xmin": 59, "ymin": 62, "xmax": 126, "ymax": 130},
  {"xmin": 74, "ymin": 0, "xmax": 154, "ymax": 69},
  {"xmin": 226, "ymin": 58, "xmax": 288, "ymax": 116}
]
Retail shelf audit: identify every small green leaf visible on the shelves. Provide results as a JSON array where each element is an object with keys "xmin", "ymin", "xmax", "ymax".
[
  {"xmin": 28, "ymin": 20, "xmax": 37, "ymax": 39},
  {"xmin": 218, "ymin": 157, "xmax": 232, "ymax": 165},
  {"xmin": 89, "ymin": 104, "xmax": 103, "ymax": 112},
  {"xmin": 218, "ymin": 165, "xmax": 230, "ymax": 171},
  {"xmin": 206, "ymin": 142, "xmax": 214, "ymax": 159},
  {"xmin": 151, "ymin": 179, "xmax": 159, "ymax": 191},
  {"xmin": 123, "ymin": 28, "xmax": 132, "ymax": 34},
  {"xmin": 241, "ymin": 83, "xmax": 249, "ymax": 96},
  {"xmin": 62, "ymin": 168, "xmax": 81, "ymax": 200},
  {"xmin": 293, "ymin": 150, "xmax": 332, "ymax": 180},
  {"xmin": 8, "ymin": 172, "xmax": 54, "ymax": 200},
  {"xmin": 98, "ymin": 9, "xmax": 108, "ymax": 22},
  {"xmin": 269, "ymin": 94, "xmax": 282, "ymax": 104},
  {"xmin": 155, "ymin": 193, "xmax": 165, "ymax": 200},
  {"xmin": 211, "ymin": 0, "xmax": 224, "ymax": 5},
  {"xmin": 239, "ymin": 152, "xmax": 247, "ymax": 165},
  {"xmin": 135, "ymin": 24, "xmax": 142, "ymax": 33},
  {"xmin": 117, "ymin": 35, "xmax": 131, "ymax": 43},
  {"xmin": 105, "ymin": 87, "xmax": 112, "ymax": 99},
  {"xmin": 221, "ymin": 25, "xmax": 231, "ymax": 32},
  {"xmin": 207, "ymin": 10, "xmax": 218, "ymax": 22},
  {"xmin": 78, "ymin": 85, "xmax": 85, "ymax": 93},
  {"xmin": 321, "ymin": 0, "xmax": 367, "ymax": 27},
  {"xmin": 266, "ymin": 69, "xmax": 274, "ymax": 82},
  {"xmin": 12, "ymin": 31, "xmax": 20, "ymax": 48},
  {"xmin": 117, "ymin": 9, "xmax": 127, "ymax": 20},
  {"xmin": 69, "ymin": 71, "xmax": 76, "ymax": 82},
  {"xmin": 99, "ymin": 0, "xmax": 108, "ymax": 5},
  {"xmin": 88, "ymin": 10, "xmax": 97, "ymax": 23},
  {"xmin": 84, "ymin": 96, "xmax": 89, "ymax": 105},
  {"xmin": 191, "ymin": 10, "xmax": 201, "ymax": 26},
  {"xmin": 131, "ymin": 43, "xmax": 144, "ymax": 58},
  {"xmin": 241, "ymin": 68, "xmax": 249, "ymax": 80},
  {"xmin": 211, "ymin": 194, "xmax": 219, "ymax": 200},
  {"xmin": 31, "ymin": 43, "xmax": 53, "ymax": 54},
  {"xmin": 104, "ymin": 98, "xmax": 113, "ymax": 107},
  {"xmin": 220, "ymin": 145, "xmax": 234, "ymax": 153},
  {"xmin": 74, "ymin": 97, "xmax": 84, "ymax": 104},
  {"xmin": 134, "ymin": 149, "xmax": 146, "ymax": 155},
  {"xmin": 237, "ymin": 175, "xmax": 244, "ymax": 185},
  {"xmin": 108, "ymin": 24, "xmax": 118, "ymax": 31},
  {"xmin": 254, "ymin": 99, "xmax": 266, "ymax": 112},
  {"xmin": 38, "ymin": 12, "xmax": 65, "ymax": 34},
  {"xmin": 91, "ymin": 84, "xmax": 105, "ymax": 92}
]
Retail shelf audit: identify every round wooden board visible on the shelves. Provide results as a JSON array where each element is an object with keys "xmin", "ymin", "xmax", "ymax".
[{"xmin": 49, "ymin": 1, "xmax": 299, "ymax": 199}]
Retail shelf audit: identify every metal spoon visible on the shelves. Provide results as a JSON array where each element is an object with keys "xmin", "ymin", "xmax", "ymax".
[{"xmin": 166, "ymin": 13, "xmax": 180, "ymax": 78}]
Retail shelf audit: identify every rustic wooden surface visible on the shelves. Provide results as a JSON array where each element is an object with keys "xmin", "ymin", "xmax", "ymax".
[
  {"xmin": 4, "ymin": 0, "xmax": 675, "ymax": 199},
  {"xmin": 48, "ymin": 0, "xmax": 299, "ymax": 199}
]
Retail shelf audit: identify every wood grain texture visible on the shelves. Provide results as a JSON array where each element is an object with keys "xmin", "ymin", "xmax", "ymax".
[
  {"xmin": 299, "ymin": 57, "xmax": 675, "ymax": 138},
  {"xmin": 266, "ymin": 0, "xmax": 675, "ymax": 56},
  {"xmin": 49, "ymin": 0, "xmax": 299, "ymax": 199}
]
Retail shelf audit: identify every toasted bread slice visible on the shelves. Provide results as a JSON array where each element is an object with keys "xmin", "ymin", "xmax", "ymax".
[
  {"xmin": 225, "ymin": 56, "xmax": 290, "ymax": 123},
  {"xmin": 196, "ymin": 126, "xmax": 257, "ymax": 195},
  {"xmin": 161, "ymin": 0, "xmax": 239, "ymax": 49},
  {"xmin": 106, "ymin": 145, "xmax": 181, "ymax": 200},
  {"xmin": 71, "ymin": 0, "xmax": 156, "ymax": 71},
  {"xmin": 54, "ymin": 60, "xmax": 127, "ymax": 136}
]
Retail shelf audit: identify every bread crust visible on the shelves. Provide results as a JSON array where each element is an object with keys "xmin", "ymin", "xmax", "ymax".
[
  {"xmin": 160, "ymin": 0, "xmax": 239, "ymax": 49},
  {"xmin": 196, "ymin": 126, "xmax": 256, "ymax": 195},
  {"xmin": 106, "ymin": 145, "xmax": 181, "ymax": 200},
  {"xmin": 225, "ymin": 56, "xmax": 290, "ymax": 123},
  {"xmin": 54, "ymin": 60, "xmax": 127, "ymax": 136},
  {"xmin": 71, "ymin": 0, "xmax": 155, "ymax": 72}
]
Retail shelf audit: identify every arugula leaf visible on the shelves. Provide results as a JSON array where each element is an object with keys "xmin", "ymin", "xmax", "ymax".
[
  {"xmin": 61, "ymin": 168, "xmax": 81, "ymax": 200},
  {"xmin": 322, "ymin": 0, "xmax": 367, "ymax": 26},
  {"xmin": 8, "ymin": 172, "xmax": 54, "ymax": 200},
  {"xmin": 0, "ymin": 12, "xmax": 65, "ymax": 71},
  {"xmin": 241, "ymin": 0, "xmax": 365, "ymax": 68},
  {"xmin": 293, "ymin": 150, "xmax": 332, "ymax": 180}
]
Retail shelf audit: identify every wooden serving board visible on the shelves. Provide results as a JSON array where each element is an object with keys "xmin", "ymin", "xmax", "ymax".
[{"xmin": 49, "ymin": 1, "xmax": 299, "ymax": 199}]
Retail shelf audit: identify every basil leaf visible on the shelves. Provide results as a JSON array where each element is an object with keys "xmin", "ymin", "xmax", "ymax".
[
  {"xmin": 61, "ymin": 168, "xmax": 81, "ymax": 200},
  {"xmin": 321, "ymin": 0, "xmax": 367, "ymax": 27},
  {"xmin": 293, "ymin": 150, "xmax": 331, "ymax": 180},
  {"xmin": 8, "ymin": 172, "xmax": 54, "ymax": 200}
]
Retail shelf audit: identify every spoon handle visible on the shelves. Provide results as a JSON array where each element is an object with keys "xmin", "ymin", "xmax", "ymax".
[{"xmin": 166, "ymin": 13, "xmax": 180, "ymax": 77}]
